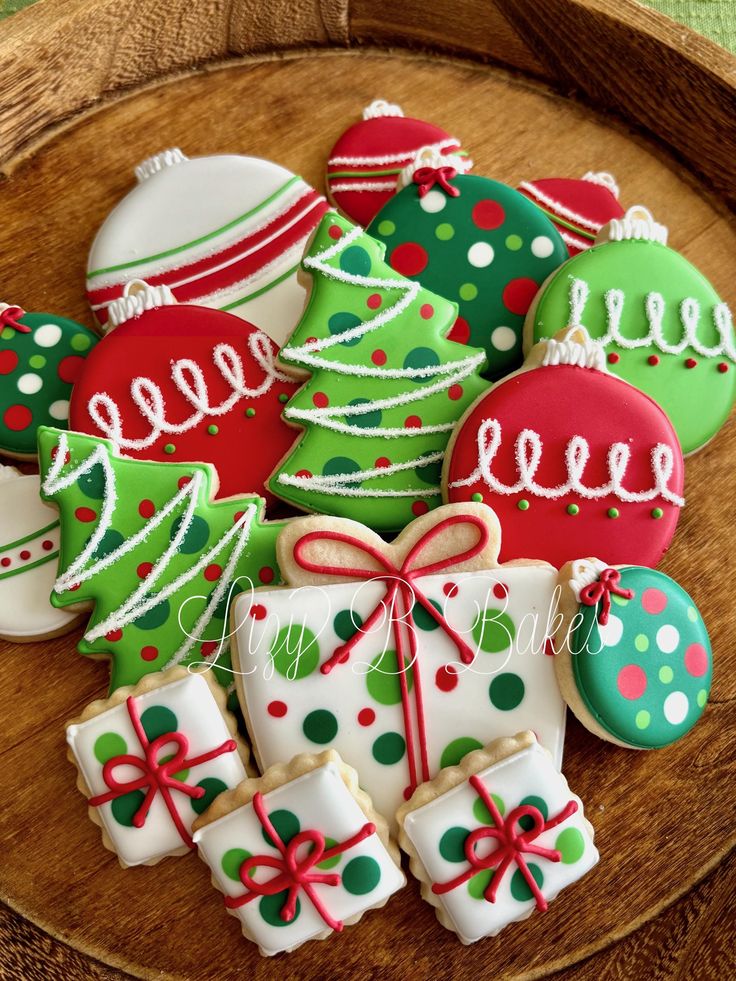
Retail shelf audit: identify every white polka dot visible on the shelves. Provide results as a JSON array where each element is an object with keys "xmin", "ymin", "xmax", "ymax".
[
  {"xmin": 17, "ymin": 373, "xmax": 42, "ymax": 395},
  {"xmin": 34, "ymin": 323, "xmax": 62, "ymax": 348},
  {"xmin": 664, "ymin": 690, "xmax": 689, "ymax": 725},
  {"xmin": 656, "ymin": 624, "xmax": 679, "ymax": 653},
  {"xmin": 419, "ymin": 190, "xmax": 446, "ymax": 214},
  {"xmin": 49, "ymin": 399, "xmax": 69, "ymax": 420},
  {"xmin": 531, "ymin": 235, "xmax": 554, "ymax": 258},
  {"xmin": 467, "ymin": 242, "xmax": 494, "ymax": 268},
  {"xmin": 491, "ymin": 326, "xmax": 516, "ymax": 352},
  {"xmin": 599, "ymin": 614, "xmax": 623, "ymax": 647}
]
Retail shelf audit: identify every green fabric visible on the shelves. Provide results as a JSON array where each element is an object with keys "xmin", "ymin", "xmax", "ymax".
[{"xmin": 641, "ymin": 0, "xmax": 736, "ymax": 53}]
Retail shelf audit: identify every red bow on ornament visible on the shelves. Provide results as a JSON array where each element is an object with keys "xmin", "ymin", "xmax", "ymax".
[
  {"xmin": 412, "ymin": 165, "xmax": 460, "ymax": 199},
  {"xmin": 579, "ymin": 567, "xmax": 634, "ymax": 625},
  {"xmin": 0, "ymin": 305, "xmax": 30, "ymax": 334},
  {"xmin": 432, "ymin": 774, "xmax": 578, "ymax": 911},
  {"xmin": 224, "ymin": 791, "xmax": 376, "ymax": 931},
  {"xmin": 88, "ymin": 695, "xmax": 237, "ymax": 848}
]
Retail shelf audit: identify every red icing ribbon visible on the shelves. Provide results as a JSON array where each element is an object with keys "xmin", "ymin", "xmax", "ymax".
[
  {"xmin": 431, "ymin": 774, "xmax": 578, "ymax": 912},
  {"xmin": 292, "ymin": 513, "xmax": 490, "ymax": 793},
  {"xmin": 88, "ymin": 695, "xmax": 237, "ymax": 848},
  {"xmin": 579, "ymin": 567, "xmax": 634, "ymax": 625},
  {"xmin": 0, "ymin": 305, "xmax": 30, "ymax": 333},
  {"xmin": 224, "ymin": 791, "xmax": 376, "ymax": 931},
  {"xmin": 412, "ymin": 165, "xmax": 460, "ymax": 198}
]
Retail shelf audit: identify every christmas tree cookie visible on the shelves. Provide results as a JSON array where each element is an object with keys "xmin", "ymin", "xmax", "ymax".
[
  {"xmin": 368, "ymin": 152, "xmax": 567, "ymax": 377},
  {"xmin": 38, "ymin": 428, "xmax": 284, "ymax": 693},
  {"xmin": 269, "ymin": 213, "xmax": 488, "ymax": 533},
  {"xmin": 526, "ymin": 206, "xmax": 735, "ymax": 454}
]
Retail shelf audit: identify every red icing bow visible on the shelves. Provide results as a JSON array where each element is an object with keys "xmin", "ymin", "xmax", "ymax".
[
  {"xmin": 0, "ymin": 305, "xmax": 30, "ymax": 334},
  {"xmin": 432, "ymin": 774, "xmax": 578, "ymax": 911},
  {"xmin": 412, "ymin": 165, "xmax": 460, "ymax": 199},
  {"xmin": 88, "ymin": 695, "xmax": 237, "ymax": 848},
  {"xmin": 293, "ymin": 514, "xmax": 490, "ymax": 794},
  {"xmin": 579, "ymin": 567, "xmax": 634, "ymax": 625},
  {"xmin": 224, "ymin": 791, "xmax": 376, "ymax": 931}
]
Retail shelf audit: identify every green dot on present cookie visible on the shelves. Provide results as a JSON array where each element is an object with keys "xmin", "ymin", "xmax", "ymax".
[
  {"xmin": 440, "ymin": 736, "xmax": 483, "ymax": 769},
  {"xmin": 439, "ymin": 825, "xmax": 470, "ymax": 863},
  {"xmin": 555, "ymin": 827, "xmax": 585, "ymax": 864},
  {"xmin": 372, "ymin": 731, "xmax": 406, "ymax": 765},
  {"xmin": 191, "ymin": 777, "xmax": 228, "ymax": 815},
  {"xmin": 468, "ymin": 869, "xmax": 493, "ymax": 900},
  {"xmin": 489, "ymin": 672, "xmax": 525, "ymax": 710},
  {"xmin": 518, "ymin": 795, "xmax": 548, "ymax": 831},
  {"xmin": 510, "ymin": 862, "xmax": 544, "ymax": 902},
  {"xmin": 222, "ymin": 847, "xmax": 252, "ymax": 882},
  {"xmin": 342, "ymin": 855, "xmax": 381, "ymax": 895},
  {"xmin": 93, "ymin": 731, "xmax": 127, "ymax": 765},
  {"xmin": 111, "ymin": 789, "xmax": 146, "ymax": 827},
  {"xmin": 316, "ymin": 837, "xmax": 341, "ymax": 870},
  {"xmin": 261, "ymin": 808, "xmax": 300, "ymax": 848},
  {"xmin": 365, "ymin": 649, "xmax": 414, "ymax": 705},
  {"xmin": 139, "ymin": 705, "xmax": 178, "ymax": 741},
  {"xmin": 302, "ymin": 708, "xmax": 338, "ymax": 744},
  {"xmin": 472, "ymin": 608, "xmax": 516, "ymax": 653},
  {"xmin": 333, "ymin": 608, "xmax": 363, "ymax": 642},
  {"xmin": 473, "ymin": 793, "xmax": 504, "ymax": 824},
  {"xmin": 259, "ymin": 890, "xmax": 301, "ymax": 927},
  {"xmin": 270, "ymin": 624, "xmax": 320, "ymax": 679}
]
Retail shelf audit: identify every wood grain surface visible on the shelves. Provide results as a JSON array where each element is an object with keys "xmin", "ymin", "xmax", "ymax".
[{"xmin": 0, "ymin": 48, "xmax": 735, "ymax": 980}]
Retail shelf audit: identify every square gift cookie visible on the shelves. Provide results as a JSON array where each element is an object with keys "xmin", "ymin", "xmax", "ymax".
[
  {"xmin": 397, "ymin": 732, "xmax": 598, "ymax": 944},
  {"xmin": 192, "ymin": 751, "xmax": 405, "ymax": 956},
  {"xmin": 67, "ymin": 667, "xmax": 249, "ymax": 867}
]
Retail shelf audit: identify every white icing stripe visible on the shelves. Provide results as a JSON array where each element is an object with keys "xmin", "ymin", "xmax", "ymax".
[
  {"xmin": 327, "ymin": 138, "xmax": 460, "ymax": 168},
  {"xmin": 277, "ymin": 451, "xmax": 444, "ymax": 498},
  {"xmin": 328, "ymin": 180, "xmax": 398, "ymax": 193},
  {"xmin": 87, "ymin": 333, "xmax": 290, "ymax": 450},
  {"xmin": 559, "ymin": 229, "xmax": 593, "ymax": 252},
  {"xmin": 449, "ymin": 418, "xmax": 685, "ymax": 506},
  {"xmin": 569, "ymin": 558, "xmax": 608, "ymax": 601},
  {"xmin": 518, "ymin": 181, "xmax": 602, "ymax": 233},
  {"xmin": 569, "ymin": 278, "xmax": 736, "ymax": 361}
]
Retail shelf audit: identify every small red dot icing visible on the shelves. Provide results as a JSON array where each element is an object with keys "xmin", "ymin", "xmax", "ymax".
[
  {"xmin": 545, "ymin": 637, "xmax": 555, "ymax": 656},
  {"xmin": 138, "ymin": 499, "xmax": 156, "ymax": 518},
  {"xmin": 19, "ymin": 549, "xmax": 31, "ymax": 561},
  {"xmin": 420, "ymin": 303, "xmax": 434, "ymax": 320},
  {"xmin": 718, "ymin": 362, "xmax": 729, "ymax": 373},
  {"xmin": 607, "ymin": 352, "xmax": 620, "ymax": 364},
  {"xmin": 472, "ymin": 199, "xmax": 505, "ymax": 230},
  {"xmin": 448, "ymin": 315, "xmax": 471, "ymax": 344},
  {"xmin": 493, "ymin": 582, "xmax": 509, "ymax": 600},
  {"xmin": 42, "ymin": 539, "xmax": 54, "ymax": 551},
  {"xmin": 200, "ymin": 641, "xmax": 218, "ymax": 657},
  {"xmin": 137, "ymin": 562, "xmax": 154, "ymax": 579},
  {"xmin": 296, "ymin": 469, "xmax": 313, "ymax": 479},
  {"xmin": 4, "ymin": 405, "xmax": 32, "ymax": 432},
  {"xmin": 435, "ymin": 664, "xmax": 459, "ymax": 692},
  {"xmin": 106, "ymin": 629, "xmax": 123, "ymax": 642},
  {"xmin": 366, "ymin": 293, "xmax": 382, "ymax": 309},
  {"xmin": 74, "ymin": 507, "xmax": 96, "ymax": 523},
  {"xmin": 448, "ymin": 384, "xmax": 463, "ymax": 400},
  {"xmin": 685, "ymin": 357, "xmax": 698, "ymax": 369},
  {"xmin": 647, "ymin": 354, "xmax": 660, "ymax": 366},
  {"xmin": 177, "ymin": 476, "xmax": 192, "ymax": 489},
  {"xmin": 250, "ymin": 604, "xmax": 267, "ymax": 620},
  {"xmin": 312, "ymin": 392, "xmax": 329, "ymax": 408},
  {"xmin": 371, "ymin": 349, "xmax": 387, "ymax": 366},
  {"xmin": 57, "ymin": 355, "xmax": 84, "ymax": 384},
  {"xmin": 0, "ymin": 350, "xmax": 19, "ymax": 374},
  {"xmin": 404, "ymin": 415, "xmax": 422, "ymax": 429},
  {"xmin": 375, "ymin": 457, "xmax": 390, "ymax": 468},
  {"xmin": 443, "ymin": 581, "xmax": 458, "ymax": 598},
  {"xmin": 141, "ymin": 645, "xmax": 158, "ymax": 662},
  {"xmin": 204, "ymin": 563, "xmax": 222, "ymax": 582},
  {"xmin": 412, "ymin": 501, "xmax": 430, "ymax": 516},
  {"xmin": 358, "ymin": 708, "xmax": 376, "ymax": 727},
  {"xmin": 328, "ymin": 224, "xmax": 343, "ymax": 240},
  {"xmin": 268, "ymin": 700, "xmax": 288, "ymax": 718},
  {"xmin": 259, "ymin": 566, "xmax": 275, "ymax": 584},
  {"xmin": 0, "ymin": 558, "xmax": 10, "ymax": 568}
]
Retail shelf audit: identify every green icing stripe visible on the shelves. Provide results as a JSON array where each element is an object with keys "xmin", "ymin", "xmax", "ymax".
[
  {"xmin": 219, "ymin": 262, "xmax": 299, "ymax": 311},
  {"xmin": 329, "ymin": 168, "xmax": 403, "ymax": 179},
  {"xmin": 1, "ymin": 519, "xmax": 59, "ymax": 551},
  {"xmin": 534, "ymin": 205, "xmax": 595, "ymax": 240},
  {"xmin": 0, "ymin": 550, "xmax": 59, "ymax": 582}
]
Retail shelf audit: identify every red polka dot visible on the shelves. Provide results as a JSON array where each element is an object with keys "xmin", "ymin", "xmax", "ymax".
[
  {"xmin": 233, "ymin": 510, "xmax": 245, "ymax": 522},
  {"xmin": 684, "ymin": 642, "xmax": 708, "ymax": 677},
  {"xmin": 545, "ymin": 637, "xmax": 555, "ymax": 657},
  {"xmin": 412, "ymin": 501, "xmax": 430, "ymax": 516},
  {"xmin": 493, "ymin": 582, "xmax": 508, "ymax": 600},
  {"xmin": 138, "ymin": 499, "xmax": 155, "ymax": 518},
  {"xmin": 201, "ymin": 641, "xmax": 218, "ymax": 657},
  {"xmin": 607, "ymin": 352, "xmax": 620, "ymax": 364},
  {"xmin": 375, "ymin": 457, "xmax": 390, "ymax": 468},
  {"xmin": 3, "ymin": 405, "xmax": 32, "ymax": 432},
  {"xmin": 420, "ymin": 303, "xmax": 434, "ymax": 320},
  {"xmin": 648, "ymin": 354, "xmax": 660, "ymax": 366},
  {"xmin": 42, "ymin": 539, "xmax": 53, "ymax": 551},
  {"xmin": 472, "ymin": 199, "xmax": 505, "ymax": 230},
  {"xmin": 0, "ymin": 350, "xmax": 18, "ymax": 374},
  {"xmin": 57, "ymin": 355, "xmax": 85, "ymax": 384},
  {"xmin": 204, "ymin": 563, "xmax": 222, "ymax": 582},
  {"xmin": 305, "ymin": 336, "xmax": 318, "ymax": 345},
  {"xmin": 141, "ymin": 645, "xmax": 158, "ymax": 662},
  {"xmin": 178, "ymin": 476, "xmax": 192, "ymax": 489},
  {"xmin": 328, "ymin": 224, "xmax": 343, "ymax": 240},
  {"xmin": 502, "ymin": 278, "xmax": 539, "ymax": 315},
  {"xmin": 443, "ymin": 581, "xmax": 458, "ymax": 598},
  {"xmin": 435, "ymin": 664, "xmax": 459, "ymax": 692},
  {"xmin": 250, "ymin": 604, "xmax": 267, "ymax": 620},
  {"xmin": 0, "ymin": 558, "xmax": 10, "ymax": 568},
  {"xmin": 448, "ymin": 316, "xmax": 470, "ymax": 344},
  {"xmin": 685, "ymin": 357, "xmax": 698, "ymax": 369},
  {"xmin": 367, "ymin": 293, "xmax": 382, "ymax": 309},
  {"xmin": 718, "ymin": 362, "xmax": 729, "ymax": 373},
  {"xmin": 358, "ymin": 708, "xmax": 376, "ymax": 727},
  {"xmin": 390, "ymin": 242, "xmax": 428, "ymax": 277},
  {"xmin": 69, "ymin": 582, "xmax": 81, "ymax": 591},
  {"xmin": 74, "ymin": 506, "xmax": 96, "ymax": 523},
  {"xmin": 19, "ymin": 549, "xmax": 30, "ymax": 561},
  {"xmin": 296, "ymin": 469, "xmax": 313, "ymax": 479},
  {"xmin": 50, "ymin": 446, "xmax": 70, "ymax": 464},
  {"xmin": 404, "ymin": 415, "xmax": 422, "ymax": 428},
  {"xmin": 617, "ymin": 664, "xmax": 647, "ymax": 700},
  {"xmin": 137, "ymin": 562, "xmax": 153, "ymax": 579},
  {"xmin": 641, "ymin": 587, "xmax": 667, "ymax": 615},
  {"xmin": 268, "ymin": 700, "xmax": 288, "ymax": 718},
  {"xmin": 448, "ymin": 384, "xmax": 463, "ymax": 400},
  {"xmin": 371, "ymin": 349, "xmax": 387, "ymax": 366},
  {"xmin": 259, "ymin": 566, "xmax": 275, "ymax": 584},
  {"xmin": 312, "ymin": 392, "xmax": 329, "ymax": 408},
  {"xmin": 106, "ymin": 629, "xmax": 122, "ymax": 642}
]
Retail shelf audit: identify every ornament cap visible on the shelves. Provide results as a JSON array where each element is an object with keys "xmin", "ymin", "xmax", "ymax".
[
  {"xmin": 596, "ymin": 205, "xmax": 668, "ymax": 246},
  {"xmin": 107, "ymin": 279, "xmax": 176, "ymax": 327},
  {"xmin": 362, "ymin": 99, "xmax": 404, "ymax": 120},
  {"xmin": 134, "ymin": 148, "xmax": 188, "ymax": 183},
  {"xmin": 582, "ymin": 171, "xmax": 620, "ymax": 198},
  {"xmin": 540, "ymin": 325, "xmax": 607, "ymax": 371},
  {"xmin": 397, "ymin": 144, "xmax": 470, "ymax": 191}
]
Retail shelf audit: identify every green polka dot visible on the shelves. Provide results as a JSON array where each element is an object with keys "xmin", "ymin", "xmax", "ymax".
[
  {"xmin": 328, "ymin": 311, "xmax": 363, "ymax": 347},
  {"xmin": 697, "ymin": 689, "xmax": 707, "ymax": 708},
  {"xmin": 634, "ymin": 634, "xmax": 649, "ymax": 652},
  {"xmin": 635, "ymin": 710, "xmax": 651, "ymax": 729},
  {"xmin": 77, "ymin": 464, "xmax": 105, "ymax": 499},
  {"xmin": 377, "ymin": 219, "xmax": 395, "ymax": 236},
  {"xmin": 555, "ymin": 827, "xmax": 585, "ymax": 864},
  {"xmin": 245, "ymin": 407, "xmax": 256, "ymax": 417},
  {"xmin": 91, "ymin": 528, "xmax": 125, "ymax": 559},
  {"xmin": 261, "ymin": 809, "xmax": 300, "ymax": 848},
  {"xmin": 316, "ymin": 837, "xmax": 341, "ymax": 870},
  {"xmin": 435, "ymin": 223, "xmax": 455, "ymax": 241},
  {"xmin": 687, "ymin": 606, "xmax": 698, "ymax": 622},
  {"xmin": 470, "ymin": 492, "xmax": 483, "ymax": 502},
  {"xmin": 342, "ymin": 856, "xmax": 381, "ymax": 895},
  {"xmin": 222, "ymin": 847, "xmax": 251, "ymax": 882},
  {"xmin": 366, "ymin": 649, "xmax": 413, "ymax": 705},
  {"xmin": 567, "ymin": 503, "xmax": 580, "ymax": 516},
  {"xmin": 372, "ymin": 731, "xmax": 406, "ymax": 765},
  {"xmin": 412, "ymin": 599, "xmax": 442, "ymax": 631},
  {"xmin": 651, "ymin": 507, "xmax": 664, "ymax": 519},
  {"xmin": 111, "ymin": 790, "xmax": 145, "ymax": 827},
  {"xmin": 333, "ymin": 609, "xmax": 363, "ymax": 642},
  {"xmin": 607, "ymin": 507, "xmax": 619, "ymax": 519},
  {"xmin": 489, "ymin": 673, "xmax": 525, "ymax": 711},
  {"xmin": 518, "ymin": 795, "xmax": 548, "ymax": 831},
  {"xmin": 403, "ymin": 346, "xmax": 440, "ymax": 382},
  {"xmin": 472, "ymin": 609, "xmax": 516, "ymax": 653},
  {"xmin": 302, "ymin": 709, "xmax": 338, "ymax": 744},
  {"xmin": 207, "ymin": 424, "xmax": 218, "ymax": 435},
  {"xmin": 278, "ymin": 393, "xmax": 289, "ymax": 403},
  {"xmin": 323, "ymin": 456, "xmax": 362, "ymax": 486},
  {"xmin": 415, "ymin": 459, "xmax": 442, "ymax": 484},
  {"xmin": 134, "ymin": 596, "xmax": 171, "ymax": 630},
  {"xmin": 71, "ymin": 333, "xmax": 91, "ymax": 352},
  {"xmin": 505, "ymin": 234, "xmax": 523, "ymax": 251},
  {"xmin": 659, "ymin": 665, "xmax": 674, "ymax": 683},
  {"xmin": 93, "ymin": 731, "xmax": 127, "ymax": 765},
  {"xmin": 340, "ymin": 245, "xmax": 372, "ymax": 276},
  {"xmin": 468, "ymin": 869, "xmax": 493, "ymax": 899},
  {"xmin": 510, "ymin": 862, "xmax": 544, "ymax": 902},
  {"xmin": 440, "ymin": 736, "xmax": 483, "ymax": 769},
  {"xmin": 473, "ymin": 793, "xmax": 504, "ymax": 824},
  {"xmin": 459, "ymin": 283, "xmax": 478, "ymax": 301},
  {"xmin": 517, "ymin": 499, "xmax": 530, "ymax": 511},
  {"xmin": 1, "ymin": 326, "xmax": 14, "ymax": 340},
  {"xmin": 270, "ymin": 625, "xmax": 320, "ymax": 680},
  {"xmin": 170, "ymin": 513, "xmax": 210, "ymax": 553},
  {"xmin": 29, "ymin": 354, "xmax": 46, "ymax": 369},
  {"xmin": 164, "ymin": 443, "xmax": 176, "ymax": 454},
  {"xmin": 139, "ymin": 705, "xmax": 178, "ymax": 742},
  {"xmin": 259, "ymin": 891, "xmax": 300, "ymax": 927},
  {"xmin": 159, "ymin": 754, "xmax": 189, "ymax": 782},
  {"xmin": 611, "ymin": 592, "xmax": 630, "ymax": 607},
  {"xmin": 347, "ymin": 397, "xmax": 381, "ymax": 428},
  {"xmin": 439, "ymin": 826, "xmax": 470, "ymax": 862}
]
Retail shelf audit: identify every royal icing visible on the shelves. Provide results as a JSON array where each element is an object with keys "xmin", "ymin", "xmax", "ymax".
[
  {"xmin": 0, "ymin": 305, "xmax": 98, "ymax": 458},
  {"xmin": 518, "ymin": 173, "xmax": 624, "ymax": 256},
  {"xmin": 38, "ymin": 428, "xmax": 283, "ymax": 693},
  {"xmin": 193, "ymin": 758, "xmax": 405, "ymax": 956},
  {"xmin": 326, "ymin": 99, "xmax": 470, "ymax": 227},
  {"xmin": 269, "ymin": 213, "xmax": 487, "ymax": 532},
  {"xmin": 0, "ymin": 467, "xmax": 80, "ymax": 641},
  {"xmin": 67, "ymin": 671, "xmax": 248, "ymax": 866},
  {"xmin": 400, "ymin": 737, "xmax": 598, "ymax": 943},
  {"xmin": 368, "ymin": 166, "xmax": 567, "ymax": 377},
  {"xmin": 69, "ymin": 286, "xmax": 298, "ymax": 504},
  {"xmin": 563, "ymin": 560, "xmax": 711, "ymax": 748},
  {"xmin": 528, "ymin": 207, "xmax": 735, "ymax": 454},
  {"xmin": 85, "ymin": 150, "xmax": 329, "ymax": 345},
  {"xmin": 446, "ymin": 330, "xmax": 685, "ymax": 568}
]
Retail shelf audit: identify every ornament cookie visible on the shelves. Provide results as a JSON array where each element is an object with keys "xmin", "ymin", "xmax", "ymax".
[
  {"xmin": 553, "ymin": 559, "xmax": 712, "ymax": 749},
  {"xmin": 69, "ymin": 283, "xmax": 298, "ymax": 504},
  {"xmin": 269, "ymin": 212, "xmax": 487, "ymax": 532},
  {"xmin": 231, "ymin": 503, "xmax": 566, "ymax": 826},
  {"xmin": 518, "ymin": 172, "xmax": 624, "ymax": 256},
  {"xmin": 67, "ymin": 667, "xmax": 249, "ymax": 867},
  {"xmin": 326, "ymin": 99, "xmax": 471, "ymax": 227},
  {"xmin": 444, "ymin": 327, "xmax": 685, "ymax": 568},
  {"xmin": 193, "ymin": 751, "xmax": 404, "ymax": 956},
  {"xmin": 397, "ymin": 732, "xmax": 598, "ymax": 944},
  {"xmin": 368, "ymin": 152, "xmax": 567, "ymax": 377},
  {"xmin": 38, "ymin": 428, "xmax": 284, "ymax": 693},
  {"xmin": 86, "ymin": 149, "xmax": 328, "ymax": 345},
  {"xmin": 0, "ymin": 466, "xmax": 82, "ymax": 642},
  {"xmin": 0, "ymin": 303, "xmax": 97, "ymax": 459},
  {"xmin": 526, "ymin": 206, "xmax": 735, "ymax": 454}
]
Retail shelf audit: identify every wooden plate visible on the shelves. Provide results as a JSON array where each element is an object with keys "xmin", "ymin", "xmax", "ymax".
[{"xmin": 1, "ymin": 2, "xmax": 735, "ymax": 977}]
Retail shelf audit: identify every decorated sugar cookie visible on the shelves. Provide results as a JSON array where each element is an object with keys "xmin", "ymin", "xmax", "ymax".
[
  {"xmin": 526, "ymin": 206, "xmax": 735, "ymax": 454},
  {"xmin": 397, "ymin": 732, "xmax": 598, "ymax": 944},
  {"xmin": 193, "ymin": 751, "xmax": 405, "ymax": 956},
  {"xmin": 326, "ymin": 99, "xmax": 471, "ymax": 227},
  {"xmin": 269, "ymin": 212, "xmax": 487, "ymax": 532},
  {"xmin": 38, "ymin": 428, "xmax": 284, "ymax": 693},
  {"xmin": 0, "ymin": 466, "xmax": 82, "ymax": 642},
  {"xmin": 0, "ymin": 304, "xmax": 97, "ymax": 459},
  {"xmin": 67, "ymin": 668, "xmax": 249, "ymax": 867},
  {"xmin": 69, "ymin": 283, "xmax": 298, "ymax": 504},
  {"xmin": 368, "ymin": 152, "xmax": 567, "ymax": 377},
  {"xmin": 445, "ymin": 327, "xmax": 685, "ymax": 568},
  {"xmin": 85, "ymin": 149, "xmax": 328, "ymax": 345},
  {"xmin": 553, "ymin": 559, "xmax": 711, "ymax": 749},
  {"xmin": 231, "ymin": 503, "xmax": 566, "ymax": 827},
  {"xmin": 518, "ymin": 172, "xmax": 624, "ymax": 256}
]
